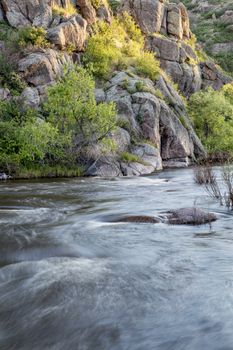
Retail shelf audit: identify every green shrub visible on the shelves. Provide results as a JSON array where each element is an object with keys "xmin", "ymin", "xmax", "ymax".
[
  {"xmin": 120, "ymin": 151, "xmax": 140, "ymax": 163},
  {"xmin": 188, "ymin": 85, "xmax": 233, "ymax": 154},
  {"xmin": 135, "ymin": 81, "xmax": 145, "ymax": 92},
  {"xmin": 116, "ymin": 117, "xmax": 131, "ymax": 131},
  {"xmin": 0, "ymin": 54, "xmax": 25, "ymax": 94},
  {"xmin": 44, "ymin": 65, "xmax": 116, "ymax": 148},
  {"xmin": 16, "ymin": 165, "xmax": 83, "ymax": 179},
  {"xmin": 91, "ymin": 0, "xmax": 103, "ymax": 9},
  {"xmin": 108, "ymin": 0, "xmax": 120, "ymax": 12},
  {"xmin": 52, "ymin": 2, "xmax": 77, "ymax": 17},
  {"xmin": 0, "ymin": 22, "xmax": 18, "ymax": 43},
  {"xmin": 18, "ymin": 26, "xmax": 49, "ymax": 48},
  {"xmin": 82, "ymin": 12, "xmax": 160, "ymax": 79},
  {"xmin": 0, "ymin": 99, "xmax": 73, "ymax": 175},
  {"xmin": 134, "ymin": 52, "xmax": 160, "ymax": 80}
]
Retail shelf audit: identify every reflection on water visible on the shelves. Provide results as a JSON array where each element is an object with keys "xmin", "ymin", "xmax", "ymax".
[{"xmin": 0, "ymin": 168, "xmax": 233, "ymax": 350}]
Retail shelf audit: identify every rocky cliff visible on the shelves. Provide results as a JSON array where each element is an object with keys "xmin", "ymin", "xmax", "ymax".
[
  {"xmin": 0, "ymin": 0, "xmax": 231, "ymax": 176},
  {"xmin": 120, "ymin": 0, "xmax": 232, "ymax": 94},
  {"xmin": 174, "ymin": 0, "xmax": 233, "ymax": 75}
]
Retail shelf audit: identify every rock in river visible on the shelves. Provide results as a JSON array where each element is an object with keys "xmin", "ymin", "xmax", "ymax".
[
  {"xmin": 167, "ymin": 207, "xmax": 217, "ymax": 225},
  {"xmin": 113, "ymin": 215, "xmax": 161, "ymax": 224}
]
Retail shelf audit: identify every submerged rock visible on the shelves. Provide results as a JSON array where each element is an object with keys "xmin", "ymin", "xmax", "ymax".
[
  {"xmin": 113, "ymin": 215, "xmax": 160, "ymax": 224},
  {"xmin": 166, "ymin": 207, "xmax": 217, "ymax": 225}
]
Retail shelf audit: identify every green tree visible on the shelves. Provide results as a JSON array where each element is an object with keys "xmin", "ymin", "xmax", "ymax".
[
  {"xmin": 44, "ymin": 65, "xmax": 116, "ymax": 148},
  {"xmin": 188, "ymin": 86, "xmax": 233, "ymax": 154},
  {"xmin": 0, "ymin": 99, "xmax": 70, "ymax": 174}
]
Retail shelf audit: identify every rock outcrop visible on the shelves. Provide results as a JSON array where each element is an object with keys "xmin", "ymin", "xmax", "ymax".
[
  {"xmin": 200, "ymin": 61, "xmax": 233, "ymax": 90},
  {"xmin": 18, "ymin": 48, "xmax": 71, "ymax": 85},
  {"xmin": 120, "ymin": 0, "xmax": 232, "ymax": 96},
  {"xmin": 1, "ymin": 0, "xmax": 53, "ymax": 28},
  {"xmin": 180, "ymin": 0, "xmax": 233, "ymax": 75},
  {"xmin": 47, "ymin": 15, "xmax": 87, "ymax": 50},
  {"xmin": 120, "ymin": 0, "xmax": 190, "ymax": 39},
  {"xmin": 1, "ymin": 0, "xmax": 111, "ymax": 28},
  {"xmin": 85, "ymin": 70, "xmax": 205, "ymax": 176},
  {"xmin": 146, "ymin": 35, "xmax": 202, "ymax": 96}
]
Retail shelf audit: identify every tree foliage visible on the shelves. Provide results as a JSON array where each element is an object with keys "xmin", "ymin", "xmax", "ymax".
[
  {"xmin": 188, "ymin": 84, "xmax": 233, "ymax": 154},
  {"xmin": 44, "ymin": 65, "xmax": 116, "ymax": 147},
  {"xmin": 0, "ymin": 100, "xmax": 66, "ymax": 173}
]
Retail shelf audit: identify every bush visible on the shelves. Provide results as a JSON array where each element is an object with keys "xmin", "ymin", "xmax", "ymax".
[
  {"xmin": 120, "ymin": 151, "xmax": 140, "ymax": 163},
  {"xmin": 82, "ymin": 12, "xmax": 160, "ymax": 79},
  {"xmin": 188, "ymin": 85, "xmax": 233, "ymax": 155},
  {"xmin": 194, "ymin": 164, "xmax": 233, "ymax": 210},
  {"xmin": 0, "ymin": 54, "xmax": 25, "ymax": 94},
  {"xmin": 0, "ymin": 99, "xmax": 72, "ymax": 175},
  {"xmin": 134, "ymin": 52, "xmax": 160, "ymax": 81},
  {"xmin": 91, "ymin": 0, "xmax": 103, "ymax": 9},
  {"xmin": 108, "ymin": 0, "xmax": 120, "ymax": 12},
  {"xmin": 17, "ymin": 26, "xmax": 49, "ymax": 48},
  {"xmin": 52, "ymin": 2, "xmax": 77, "ymax": 17},
  {"xmin": 44, "ymin": 65, "xmax": 116, "ymax": 148}
]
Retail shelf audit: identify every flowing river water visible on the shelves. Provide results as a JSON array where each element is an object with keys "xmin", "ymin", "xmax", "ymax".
[{"xmin": 0, "ymin": 168, "xmax": 233, "ymax": 350}]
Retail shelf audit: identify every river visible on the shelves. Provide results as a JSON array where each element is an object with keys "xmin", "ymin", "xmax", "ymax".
[{"xmin": 0, "ymin": 168, "xmax": 233, "ymax": 350}]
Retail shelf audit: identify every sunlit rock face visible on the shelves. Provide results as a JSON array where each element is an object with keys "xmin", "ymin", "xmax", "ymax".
[
  {"xmin": 1, "ymin": 0, "xmax": 53, "ymax": 28},
  {"xmin": 1, "ymin": 0, "xmax": 111, "ymax": 28},
  {"xmin": 119, "ymin": 0, "xmax": 190, "ymax": 39},
  {"xmin": 119, "ymin": 0, "xmax": 232, "ymax": 96}
]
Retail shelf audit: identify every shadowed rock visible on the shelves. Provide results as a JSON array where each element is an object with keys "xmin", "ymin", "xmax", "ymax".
[
  {"xmin": 113, "ymin": 215, "xmax": 160, "ymax": 224},
  {"xmin": 167, "ymin": 207, "xmax": 217, "ymax": 225}
]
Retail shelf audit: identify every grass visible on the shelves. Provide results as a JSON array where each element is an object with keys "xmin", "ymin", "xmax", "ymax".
[
  {"xmin": 120, "ymin": 152, "xmax": 141, "ymax": 163},
  {"xmin": 14, "ymin": 165, "xmax": 84, "ymax": 179},
  {"xmin": 52, "ymin": 3, "xmax": 77, "ymax": 17}
]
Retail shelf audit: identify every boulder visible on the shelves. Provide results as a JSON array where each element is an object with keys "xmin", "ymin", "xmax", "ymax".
[
  {"xmin": 131, "ymin": 143, "xmax": 162, "ymax": 170},
  {"xmin": 160, "ymin": 60, "xmax": 202, "ymax": 97},
  {"xmin": 167, "ymin": 4, "xmax": 183, "ymax": 39},
  {"xmin": 112, "ymin": 215, "xmax": 160, "ymax": 223},
  {"xmin": 120, "ymin": 0, "xmax": 165, "ymax": 34},
  {"xmin": 167, "ymin": 207, "xmax": 217, "ymax": 225},
  {"xmin": 109, "ymin": 127, "xmax": 131, "ymax": 153},
  {"xmin": 0, "ymin": 88, "xmax": 11, "ymax": 101},
  {"xmin": 120, "ymin": 161, "xmax": 155, "ymax": 176},
  {"xmin": 96, "ymin": 4, "xmax": 111, "ymax": 23},
  {"xmin": 120, "ymin": 0, "xmax": 190, "ymax": 40},
  {"xmin": 200, "ymin": 61, "xmax": 232, "ymax": 90},
  {"xmin": 20, "ymin": 87, "xmax": 40, "ymax": 108},
  {"xmin": 18, "ymin": 49, "xmax": 72, "ymax": 87},
  {"xmin": 47, "ymin": 15, "xmax": 87, "ymax": 50},
  {"xmin": 178, "ymin": 2, "xmax": 190, "ymax": 39},
  {"xmin": 146, "ymin": 36, "xmax": 180, "ymax": 62},
  {"xmin": 219, "ymin": 10, "xmax": 233, "ymax": 25},
  {"xmin": 77, "ymin": 0, "xmax": 96, "ymax": 24},
  {"xmin": 1, "ymin": 0, "xmax": 53, "ymax": 28},
  {"xmin": 85, "ymin": 157, "xmax": 122, "ymax": 177},
  {"xmin": 146, "ymin": 35, "xmax": 202, "ymax": 96},
  {"xmin": 94, "ymin": 88, "xmax": 106, "ymax": 103}
]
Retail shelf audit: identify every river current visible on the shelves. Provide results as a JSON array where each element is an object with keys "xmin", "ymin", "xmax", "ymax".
[{"xmin": 0, "ymin": 168, "xmax": 233, "ymax": 350}]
